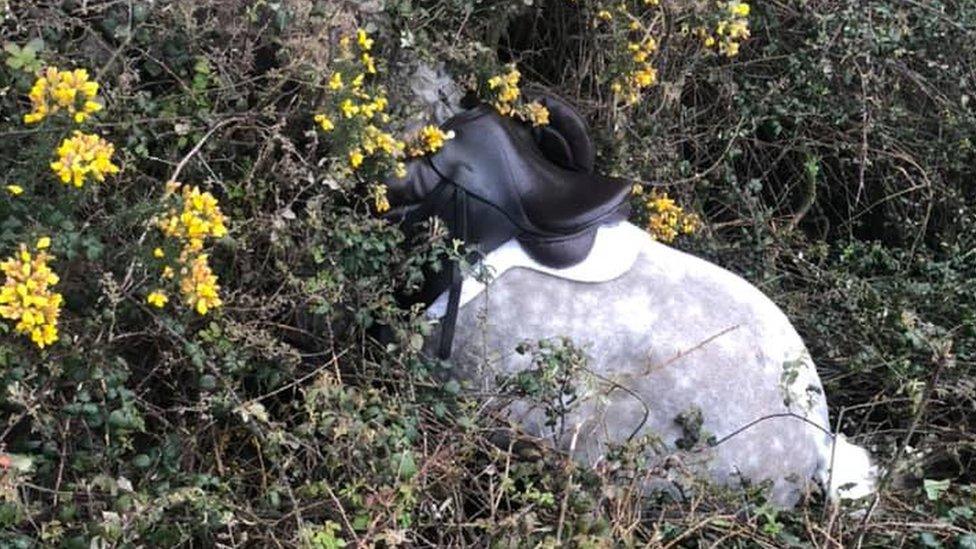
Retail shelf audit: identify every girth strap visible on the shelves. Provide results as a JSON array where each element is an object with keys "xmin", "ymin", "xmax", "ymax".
[{"xmin": 438, "ymin": 186, "xmax": 467, "ymax": 359}]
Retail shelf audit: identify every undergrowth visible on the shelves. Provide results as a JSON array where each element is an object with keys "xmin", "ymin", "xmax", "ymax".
[{"xmin": 0, "ymin": 0, "xmax": 974, "ymax": 546}]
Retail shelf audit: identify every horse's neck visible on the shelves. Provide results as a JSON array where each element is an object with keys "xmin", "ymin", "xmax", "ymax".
[{"xmin": 426, "ymin": 221, "xmax": 646, "ymax": 319}]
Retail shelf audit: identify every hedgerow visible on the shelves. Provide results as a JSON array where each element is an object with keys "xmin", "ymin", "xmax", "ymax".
[{"xmin": 0, "ymin": 0, "xmax": 973, "ymax": 547}]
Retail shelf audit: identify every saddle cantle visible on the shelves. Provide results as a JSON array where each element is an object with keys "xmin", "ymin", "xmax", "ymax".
[
  {"xmin": 527, "ymin": 93, "xmax": 596, "ymax": 173},
  {"xmin": 385, "ymin": 98, "xmax": 632, "ymax": 357}
]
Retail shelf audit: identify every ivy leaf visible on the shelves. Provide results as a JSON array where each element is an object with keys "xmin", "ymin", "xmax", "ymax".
[{"xmin": 924, "ymin": 478, "xmax": 951, "ymax": 501}]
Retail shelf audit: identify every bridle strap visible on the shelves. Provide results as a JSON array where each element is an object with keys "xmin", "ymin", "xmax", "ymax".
[{"xmin": 437, "ymin": 186, "xmax": 466, "ymax": 359}]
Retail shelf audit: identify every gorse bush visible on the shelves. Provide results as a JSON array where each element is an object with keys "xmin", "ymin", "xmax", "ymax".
[
  {"xmin": 0, "ymin": 237, "xmax": 61, "ymax": 348},
  {"xmin": 0, "ymin": 0, "xmax": 974, "ymax": 547}
]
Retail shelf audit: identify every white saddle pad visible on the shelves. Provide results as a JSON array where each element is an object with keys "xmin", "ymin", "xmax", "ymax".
[{"xmin": 426, "ymin": 221, "xmax": 647, "ymax": 319}]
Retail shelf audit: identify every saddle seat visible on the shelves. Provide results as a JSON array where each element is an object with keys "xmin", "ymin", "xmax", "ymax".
[{"xmin": 389, "ymin": 105, "xmax": 632, "ymax": 268}]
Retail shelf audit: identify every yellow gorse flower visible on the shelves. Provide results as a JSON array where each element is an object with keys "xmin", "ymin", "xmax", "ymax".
[
  {"xmin": 313, "ymin": 34, "xmax": 405, "ymax": 175},
  {"xmin": 180, "ymin": 254, "xmax": 222, "ymax": 315},
  {"xmin": 314, "ymin": 113, "xmax": 335, "ymax": 132},
  {"xmin": 50, "ymin": 131, "xmax": 120, "ymax": 188},
  {"xmin": 312, "ymin": 29, "xmax": 411, "ymax": 182},
  {"xmin": 361, "ymin": 53, "xmax": 377, "ymax": 74},
  {"xmin": 522, "ymin": 101, "xmax": 551, "ymax": 127},
  {"xmin": 564, "ymin": 2, "xmax": 663, "ymax": 105},
  {"xmin": 348, "ymin": 149, "xmax": 365, "ymax": 169},
  {"xmin": 613, "ymin": 33, "xmax": 660, "ymax": 104},
  {"xmin": 362, "ymin": 125, "xmax": 403, "ymax": 156},
  {"xmin": 339, "ymin": 98, "xmax": 360, "ymax": 119},
  {"xmin": 645, "ymin": 190, "xmax": 700, "ymax": 243},
  {"xmin": 729, "ymin": 1, "xmax": 750, "ymax": 18},
  {"xmin": 0, "ymin": 239, "xmax": 63, "ymax": 348},
  {"xmin": 311, "ymin": 27, "xmax": 415, "ymax": 220},
  {"xmin": 147, "ymin": 290, "xmax": 168, "ymax": 308},
  {"xmin": 406, "ymin": 125, "xmax": 455, "ymax": 157},
  {"xmin": 153, "ymin": 182, "xmax": 228, "ymax": 315},
  {"xmin": 632, "ymin": 66, "xmax": 657, "ymax": 88},
  {"xmin": 394, "ymin": 162, "xmax": 407, "ymax": 179},
  {"xmin": 356, "ymin": 28, "xmax": 374, "ymax": 51},
  {"xmin": 419, "ymin": 126, "xmax": 451, "ymax": 151},
  {"xmin": 328, "ymin": 72, "xmax": 343, "ymax": 90},
  {"xmin": 361, "ymin": 96, "xmax": 387, "ymax": 119},
  {"xmin": 486, "ymin": 68, "xmax": 552, "ymax": 126},
  {"xmin": 488, "ymin": 67, "xmax": 522, "ymax": 115},
  {"xmin": 24, "ymin": 66, "xmax": 103, "ymax": 124},
  {"xmin": 698, "ymin": 1, "xmax": 751, "ymax": 57},
  {"xmin": 158, "ymin": 184, "xmax": 228, "ymax": 253},
  {"xmin": 6, "ymin": 184, "xmax": 24, "ymax": 196},
  {"xmin": 370, "ymin": 183, "xmax": 391, "ymax": 213},
  {"xmin": 633, "ymin": 37, "xmax": 658, "ymax": 62}
]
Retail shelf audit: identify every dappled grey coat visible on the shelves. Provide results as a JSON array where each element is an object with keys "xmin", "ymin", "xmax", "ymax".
[{"xmin": 424, "ymin": 222, "xmax": 875, "ymax": 507}]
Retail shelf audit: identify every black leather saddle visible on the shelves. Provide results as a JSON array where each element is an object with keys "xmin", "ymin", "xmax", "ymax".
[{"xmin": 385, "ymin": 95, "xmax": 632, "ymax": 358}]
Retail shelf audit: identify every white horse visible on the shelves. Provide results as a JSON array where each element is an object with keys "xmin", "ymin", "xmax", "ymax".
[
  {"xmin": 423, "ymin": 221, "xmax": 876, "ymax": 507},
  {"xmin": 406, "ymin": 66, "xmax": 877, "ymax": 508}
]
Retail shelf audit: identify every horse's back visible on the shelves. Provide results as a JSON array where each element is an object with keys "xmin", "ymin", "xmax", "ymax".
[{"xmin": 435, "ymin": 226, "xmax": 833, "ymax": 506}]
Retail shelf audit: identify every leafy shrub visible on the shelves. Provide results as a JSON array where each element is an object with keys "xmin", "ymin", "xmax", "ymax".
[{"xmin": 0, "ymin": 0, "xmax": 973, "ymax": 546}]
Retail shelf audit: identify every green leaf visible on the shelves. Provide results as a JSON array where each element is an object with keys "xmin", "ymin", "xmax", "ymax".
[
  {"xmin": 391, "ymin": 450, "xmax": 417, "ymax": 480},
  {"xmin": 24, "ymin": 37, "xmax": 44, "ymax": 55},
  {"xmin": 958, "ymin": 534, "xmax": 976, "ymax": 549},
  {"xmin": 924, "ymin": 478, "xmax": 951, "ymax": 501},
  {"xmin": 947, "ymin": 506, "xmax": 974, "ymax": 521},
  {"xmin": 351, "ymin": 514, "xmax": 369, "ymax": 531},
  {"xmin": 408, "ymin": 332, "xmax": 424, "ymax": 352},
  {"xmin": 919, "ymin": 532, "xmax": 942, "ymax": 548},
  {"xmin": 442, "ymin": 379, "xmax": 461, "ymax": 395}
]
